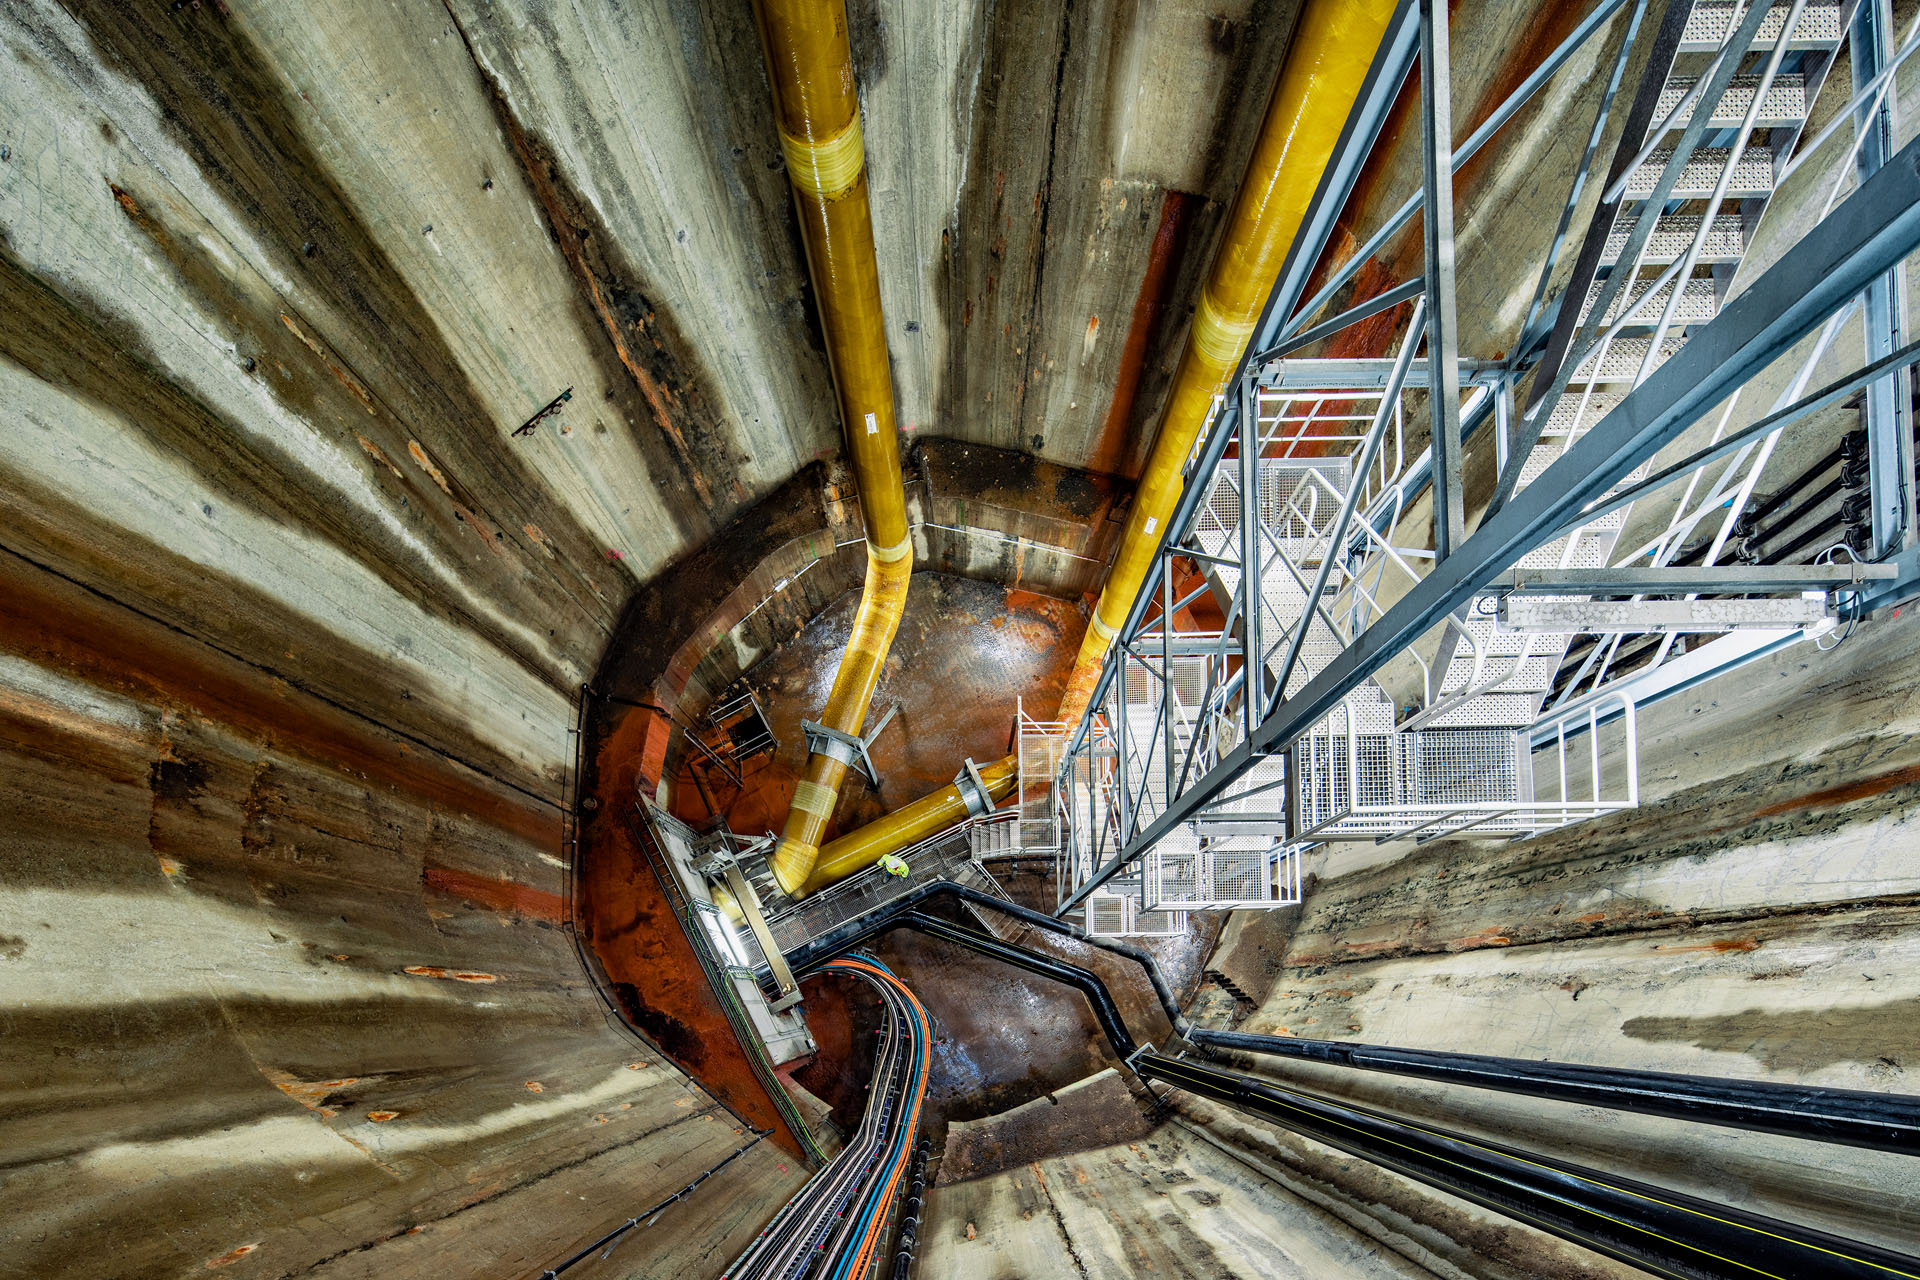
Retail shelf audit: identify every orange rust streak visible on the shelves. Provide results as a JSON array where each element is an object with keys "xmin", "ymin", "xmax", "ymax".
[
  {"xmin": 1090, "ymin": 191, "xmax": 1198, "ymax": 477},
  {"xmin": 403, "ymin": 965, "xmax": 501, "ymax": 983},
  {"xmin": 1654, "ymin": 938, "xmax": 1761, "ymax": 954},
  {"xmin": 1750, "ymin": 762, "xmax": 1920, "ymax": 819},
  {"xmin": 280, "ymin": 313, "xmax": 377, "ymax": 413},
  {"xmin": 423, "ymin": 864, "xmax": 565, "ymax": 922},
  {"xmin": 581, "ymin": 261, "xmax": 713, "ymax": 508},
  {"xmin": 203, "ymin": 1245, "xmax": 257, "ymax": 1269}
]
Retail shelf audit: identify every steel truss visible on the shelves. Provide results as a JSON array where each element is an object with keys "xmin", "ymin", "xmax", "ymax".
[{"xmin": 1057, "ymin": 0, "xmax": 1920, "ymax": 924}]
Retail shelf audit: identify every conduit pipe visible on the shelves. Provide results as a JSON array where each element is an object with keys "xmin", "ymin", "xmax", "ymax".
[
  {"xmin": 797, "ymin": 0, "xmax": 1402, "ymax": 888},
  {"xmin": 1056, "ymin": 0, "xmax": 1402, "ymax": 724},
  {"xmin": 753, "ymin": 0, "xmax": 914, "ymax": 897}
]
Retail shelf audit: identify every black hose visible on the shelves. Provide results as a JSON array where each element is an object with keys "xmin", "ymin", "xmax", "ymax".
[
  {"xmin": 793, "ymin": 886, "xmax": 1920, "ymax": 1154},
  {"xmin": 1188, "ymin": 1028, "xmax": 1920, "ymax": 1155},
  {"xmin": 802, "ymin": 924, "xmax": 1920, "ymax": 1279},
  {"xmin": 798, "ymin": 910, "xmax": 1139, "ymax": 1062},
  {"xmin": 779, "ymin": 879, "xmax": 1192, "ymax": 1035},
  {"xmin": 1137, "ymin": 1053, "xmax": 1920, "ymax": 1280}
]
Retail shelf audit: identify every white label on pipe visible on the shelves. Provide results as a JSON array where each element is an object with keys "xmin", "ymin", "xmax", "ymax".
[
  {"xmin": 865, "ymin": 412, "xmax": 879, "ymax": 435},
  {"xmin": 1144, "ymin": 516, "xmax": 1158, "ymax": 535}
]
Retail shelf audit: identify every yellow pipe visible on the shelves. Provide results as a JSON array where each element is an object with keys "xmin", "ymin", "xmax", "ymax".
[
  {"xmin": 753, "ymin": 0, "xmax": 914, "ymax": 896},
  {"xmin": 800, "ymin": 756, "xmax": 1017, "ymax": 895},
  {"xmin": 771, "ymin": 0, "xmax": 1398, "ymax": 888},
  {"xmin": 1056, "ymin": 0, "xmax": 1399, "ymax": 726}
]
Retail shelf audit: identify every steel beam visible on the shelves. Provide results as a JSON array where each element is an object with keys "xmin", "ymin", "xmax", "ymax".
[
  {"xmin": 1281, "ymin": 0, "xmax": 1640, "ymax": 342},
  {"xmin": 1058, "ymin": 4, "xmax": 1420, "ymax": 769},
  {"xmin": 1059, "ymin": 131, "xmax": 1920, "ymax": 915},
  {"xmin": 1490, "ymin": 0, "xmax": 1763, "ymax": 525},
  {"xmin": 1505, "ymin": 564, "xmax": 1897, "ymax": 594},
  {"xmin": 1499, "ymin": 595, "xmax": 1829, "ymax": 632},
  {"xmin": 1143, "ymin": 1055, "xmax": 1920, "ymax": 1280}
]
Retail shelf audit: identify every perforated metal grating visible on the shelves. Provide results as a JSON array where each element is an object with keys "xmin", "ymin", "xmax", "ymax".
[
  {"xmin": 1655, "ymin": 74, "xmax": 1807, "ymax": 129},
  {"xmin": 1582, "ymin": 275, "xmax": 1719, "ymax": 327},
  {"xmin": 1626, "ymin": 148, "xmax": 1775, "ymax": 200},
  {"xmin": 1603, "ymin": 214, "xmax": 1746, "ymax": 266},
  {"xmin": 1681, "ymin": 1, "xmax": 1844, "ymax": 49}
]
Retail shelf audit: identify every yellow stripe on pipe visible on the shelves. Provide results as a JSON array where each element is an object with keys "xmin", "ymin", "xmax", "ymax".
[
  {"xmin": 1190, "ymin": 289, "xmax": 1257, "ymax": 369},
  {"xmin": 780, "ymin": 116, "xmax": 866, "ymax": 199},
  {"xmin": 791, "ymin": 779, "xmax": 839, "ymax": 820}
]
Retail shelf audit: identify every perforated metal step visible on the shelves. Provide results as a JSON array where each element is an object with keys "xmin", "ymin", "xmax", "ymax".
[
  {"xmin": 1626, "ymin": 147, "xmax": 1774, "ymax": 199},
  {"xmin": 1679, "ymin": 2, "xmax": 1845, "ymax": 51},
  {"xmin": 1655, "ymin": 74, "xmax": 1807, "ymax": 130},
  {"xmin": 1603, "ymin": 214, "xmax": 1746, "ymax": 266},
  {"xmin": 1572, "ymin": 336, "xmax": 1683, "ymax": 383},
  {"xmin": 1581, "ymin": 275, "xmax": 1719, "ymax": 327}
]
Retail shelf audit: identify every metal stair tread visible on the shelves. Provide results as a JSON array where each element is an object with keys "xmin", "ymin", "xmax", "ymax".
[
  {"xmin": 1680, "ymin": 1, "xmax": 1844, "ymax": 50},
  {"xmin": 1626, "ymin": 147, "xmax": 1774, "ymax": 200},
  {"xmin": 1654, "ymin": 74, "xmax": 1806, "ymax": 130},
  {"xmin": 1580, "ymin": 275, "xmax": 1718, "ymax": 327},
  {"xmin": 1602, "ymin": 213, "xmax": 1746, "ymax": 266},
  {"xmin": 1572, "ymin": 336, "xmax": 1684, "ymax": 383}
]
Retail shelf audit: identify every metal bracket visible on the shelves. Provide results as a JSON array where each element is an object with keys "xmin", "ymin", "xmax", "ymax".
[
  {"xmin": 1125, "ymin": 1041, "xmax": 1158, "ymax": 1072},
  {"xmin": 721, "ymin": 864, "xmax": 802, "ymax": 1011},
  {"xmin": 953, "ymin": 757, "xmax": 993, "ymax": 818},
  {"xmin": 801, "ymin": 704, "xmax": 901, "ymax": 789}
]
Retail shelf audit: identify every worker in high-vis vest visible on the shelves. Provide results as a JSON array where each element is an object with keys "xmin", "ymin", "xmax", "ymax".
[{"xmin": 879, "ymin": 853, "xmax": 910, "ymax": 878}]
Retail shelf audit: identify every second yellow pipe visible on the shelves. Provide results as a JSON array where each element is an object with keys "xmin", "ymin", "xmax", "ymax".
[{"xmin": 1056, "ymin": 0, "xmax": 1400, "ymax": 725}]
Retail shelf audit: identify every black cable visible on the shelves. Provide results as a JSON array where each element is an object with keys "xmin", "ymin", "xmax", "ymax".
[
  {"xmin": 1139, "ymin": 1054, "xmax": 1920, "ymax": 1280},
  {"xmin": 532, "ymin": 1131, "xmax": 769, "ymax": 1279}
]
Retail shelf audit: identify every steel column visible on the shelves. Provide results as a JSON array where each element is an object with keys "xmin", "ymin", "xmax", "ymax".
[
  {"xmin": 1420, "ymin": 0, "xmax": 1465, "ymax": 559},
  {"xmin": 1852, "ymin": 0, "xmax": 1916, "ymax": 558}
]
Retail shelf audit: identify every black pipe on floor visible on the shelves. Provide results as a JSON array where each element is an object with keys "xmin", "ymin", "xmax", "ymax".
[
  {"xmin": 1136, "ymin": 1053, "xmax": 1920, "ymax": 1280},
  {"xmin": 796, "ymin": 910, "xmax": 1139, "ymax": 1062},
  {"xmin": 804, "ymin": 922, "xmax": 1920, "ymax": 1279},
  {"xmin": 1187, "ymin": 1028, "xmax": 1920, "ymax": 1155},
  {"xmin": 779, "ymin": 879, "xmax": 1191, "ymax": 1034},
  {"xmin": 787, "ymin": 885, "xmax": 1920, "ymax": 1155}
]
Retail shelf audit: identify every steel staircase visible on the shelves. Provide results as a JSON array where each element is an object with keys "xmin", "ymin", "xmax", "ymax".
[{"xmin": 1418, "ymin": 0, "xmax": 1846, "ymax": 734}]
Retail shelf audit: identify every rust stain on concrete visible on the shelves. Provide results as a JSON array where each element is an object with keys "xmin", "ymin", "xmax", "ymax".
[
  {"xmin": 1090, "ymin": 190, "xmax": 1199, "ymax": 478},
  {"xmin": 406, "ymin": 440, "xmax": 455, "ymax": 496},
  {"xmin": 279, "ymin": 312, "xmax": 376, "ymax": 413},
  {"xmin": 357, "ymin": 435, "xmax": 407, "ymax": 481},
  {"xmin": 203, "ymin": 1244, "xmax": 258, "ymax": 1269},
  {"xmin": 403, "ymin": 965, "xmax": 501, "ymax": 984},
  {"xmin": 263, "ymin": 1069, "xmax": 361, "ymax": 1115},
  {"xmin": 1748, "ymin": 762, "xmax": 1920, "ymax": 820},
  {"xmin": 1653, "ymin": 938, "xmax": 1761, "ymax": 954},
  {"xmin": 422, "ymin": 863, "xmax": 564, "ymax": 923}
]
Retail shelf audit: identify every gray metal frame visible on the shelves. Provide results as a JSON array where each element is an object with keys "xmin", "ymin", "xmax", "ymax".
[{"xmin": 1055, "ymin": 6, "xmax": 1920, "ymax": 915}]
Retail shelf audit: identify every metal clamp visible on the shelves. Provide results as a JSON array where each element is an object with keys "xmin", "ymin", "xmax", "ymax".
[
  {"xmin": 953, "ymin": 757, "xmax": 993, "ymax": 817},
  {"xmin": 801, "ymin": 719, "xmax": 878, "ymax": 786},
  {"xmin": 801, "ymin": 704, "xmax": 900, "ymax": 789},
  {"xmin": 1125, "ymin": 1041, "xmax": 1158, "ymax": 1071}
]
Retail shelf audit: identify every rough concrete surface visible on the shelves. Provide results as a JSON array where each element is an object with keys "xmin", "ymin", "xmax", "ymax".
[{"xmin": 5, "ymin": 0, "xmax": 1917, "ymax": 1276}]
